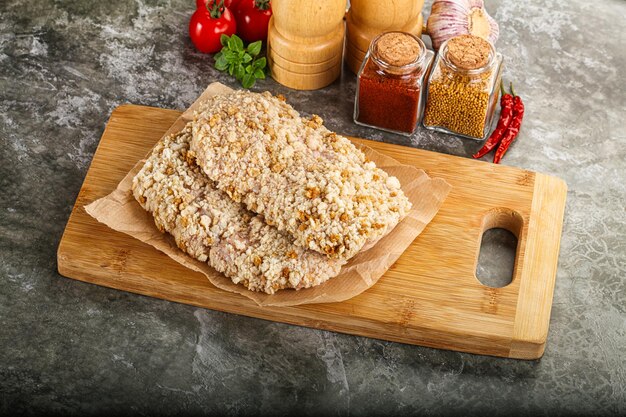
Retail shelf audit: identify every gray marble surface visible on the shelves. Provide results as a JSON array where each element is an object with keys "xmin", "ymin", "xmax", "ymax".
[{"xmin": 1, "ymin": 0, "xmax": 625, "ymax": 415}]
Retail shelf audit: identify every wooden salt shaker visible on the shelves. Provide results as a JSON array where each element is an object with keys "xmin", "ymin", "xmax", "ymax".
[
  {"xmin": 346, "ymin": 0, "xmax": 425, "ymax": 74},
  {"xmin": 267, "ymin": 0, "xmax": 347, "ymax": 90}
]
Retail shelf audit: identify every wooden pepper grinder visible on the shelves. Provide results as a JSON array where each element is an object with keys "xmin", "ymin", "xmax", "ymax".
[
  {"xmin": 346, "ymin": 0, "xmax": 425, "ymax": 74},
  {"xmin": 268, "ymin": 0, "xmax": 347, "ymax": 90}
]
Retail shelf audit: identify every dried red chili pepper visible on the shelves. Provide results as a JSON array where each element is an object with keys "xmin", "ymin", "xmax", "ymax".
[
  {"xmin": 493, "ymin": 83, "xmax": 525, "ymax": 164},
  {"xmin": 473, "ymin": 80, "xmax": 514, "ymax": 159}
]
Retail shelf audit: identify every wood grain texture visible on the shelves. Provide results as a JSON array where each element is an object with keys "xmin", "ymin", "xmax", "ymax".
[
  {"xmin": 57, "ymin": 105, "xmax": 567, "ymax": 359},
  {"xmin": 345, "ymin": 0, "xmax": 424, "ymax": 74},
  {"xmin": 344, "ymin": 42, "xmax": 368, "ymax": 78},
  {"xmin": 268, "ymin": 47, "xmax": 343, "ymax": 74},
  {"xmin": 266, "ymin": 57, "xmax": 343, "ymax": 91},
  {"xmin": 267, "ymin": 0, "xmax": 346, "ymax": 90}
]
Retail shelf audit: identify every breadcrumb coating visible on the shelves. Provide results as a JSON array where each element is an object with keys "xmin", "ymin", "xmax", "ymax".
[
  {"xmin": 191, "ymin": 90, "xmax": 412, "ymax": 260},
  {"xmin": 132, "ymin": 124, "xmax": 344, "ymax": 294}
]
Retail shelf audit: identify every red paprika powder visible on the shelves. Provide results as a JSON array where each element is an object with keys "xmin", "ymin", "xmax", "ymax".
[{"xmin": 354, "ymin": 31, "xmax": 434, "ymax": 135}]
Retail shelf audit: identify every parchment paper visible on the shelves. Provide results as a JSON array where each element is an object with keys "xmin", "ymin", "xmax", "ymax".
[{"xmin": 85, "ymin": 82, "xmax": 451, "ymax": 306}]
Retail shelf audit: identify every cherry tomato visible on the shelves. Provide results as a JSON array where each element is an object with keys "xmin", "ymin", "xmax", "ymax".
[
  {"xmin": 189, "ymin": 2, "xmax": 237, "ymax": 53},
  {"xmin": 234, "ymin": 0, "xmax": 272, "ymax": 43}
]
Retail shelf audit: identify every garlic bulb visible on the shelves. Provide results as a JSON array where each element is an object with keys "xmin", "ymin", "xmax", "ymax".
[{"xmin": 426, "ymin": 0, "xmax": 499, "ymax": 50}]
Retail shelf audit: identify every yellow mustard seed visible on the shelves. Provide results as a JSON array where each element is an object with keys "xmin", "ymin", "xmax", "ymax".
[{"xmin": 423, "ymin": 35, "xmax": 500, "ymax": 139}]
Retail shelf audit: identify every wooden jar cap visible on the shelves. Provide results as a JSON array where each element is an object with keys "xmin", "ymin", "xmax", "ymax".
[
  {"xmin": 344, "ymin": 12, "xmax": 424, "ymax": 74},
  {"xmin": 345, "ymin": 10, "xmax": 424, "ymax": 55},
  {"xmin": 375, "ymin": 32, "xmax": 421, "ymax": 66},
  {"xmin": 446, "ymin": 35, "xmax": 491, "ymax": 70}
]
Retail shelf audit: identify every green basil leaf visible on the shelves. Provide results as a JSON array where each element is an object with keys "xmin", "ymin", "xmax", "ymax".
[
  {"xmin": 247, "ymin": 41, "xmax": 262, "ymax": 57},
  {"xmin": 254, "ymin": 68, "xmax": 265, "ymax": 79},
  {"xmin": 245, "ymin": 65, "xmax": 253, "ymax": 74},
  {"xmin": 214, "ymin": 51, "xmax": 223, "ymax": 60},
  {"xmin": 254, "ymin": 57, "xmax": 267, "ymax": 69},
  {"xmin": 227, "ymin": 36, "xmax": 236, "ymax": 50},
  {"xmin": 228, "ymin": 65, "xmax": 234, "ymax": 76},
  {"xmin": 232, "ymin": 34, "xmax": 244, "ymax": 51},
  {"xmin": 235, "ymin": 64, "xmax": 245, "ymax": 80},
  {"xmin": 215, "ymin": 56, "xmax": 229, "ymax": 71},
  {"xmin": 242, "ymin": 53, "xmax": 252, "ymax": 63},
  {"xmin": 242, "ymin": 73, "xmax": 255, "ymax": 89},
  {"xmin": 224, "ymin": 50, "xmax": 238, "ymax": 62},
  {"xmin": 220, "ymin": 34, "xmax": 230, "ymax": 47}
]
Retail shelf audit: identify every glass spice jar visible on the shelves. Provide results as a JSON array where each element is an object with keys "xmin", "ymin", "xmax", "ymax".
[
  {"xmin": 354, "ymin": 31, "xmax": 434, "ymax": 136},
  {"xmin": 423, "ymin": 34, "xmax": 503, "ymax": 140}
]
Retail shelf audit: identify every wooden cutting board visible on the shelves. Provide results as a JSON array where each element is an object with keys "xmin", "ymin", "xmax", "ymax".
[{"xmin": 57, "ymin": 104, "xmax": 567, "ymax": 359}]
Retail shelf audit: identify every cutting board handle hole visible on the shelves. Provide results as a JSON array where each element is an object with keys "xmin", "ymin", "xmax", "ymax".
[{"xmin": 475, "ymin": 209, "xmax": 523, "ymax": 288}]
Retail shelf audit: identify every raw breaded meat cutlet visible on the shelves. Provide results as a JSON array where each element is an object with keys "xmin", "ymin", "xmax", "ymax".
[
  {"xmin": 190, "ymin": 90, "xmax": 412, "ymax": 260},
  {"xmin": 132, "ymin": 123, "xmax": 344, "ymax": 294}
]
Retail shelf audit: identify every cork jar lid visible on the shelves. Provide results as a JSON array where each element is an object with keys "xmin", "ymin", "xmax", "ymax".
[
  {"xmin": 375, "ymin": 32, "xmax": 422, "ymax": 67},
  {"xmin": 446, "ymin": 35, "xmax": 492, "ymax": 70}
]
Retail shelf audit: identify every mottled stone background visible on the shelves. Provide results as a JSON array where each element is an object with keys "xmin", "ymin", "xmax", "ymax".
[{"xmin": 1, "ymin": 0, "xmax": 625, "ymax": 415}]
